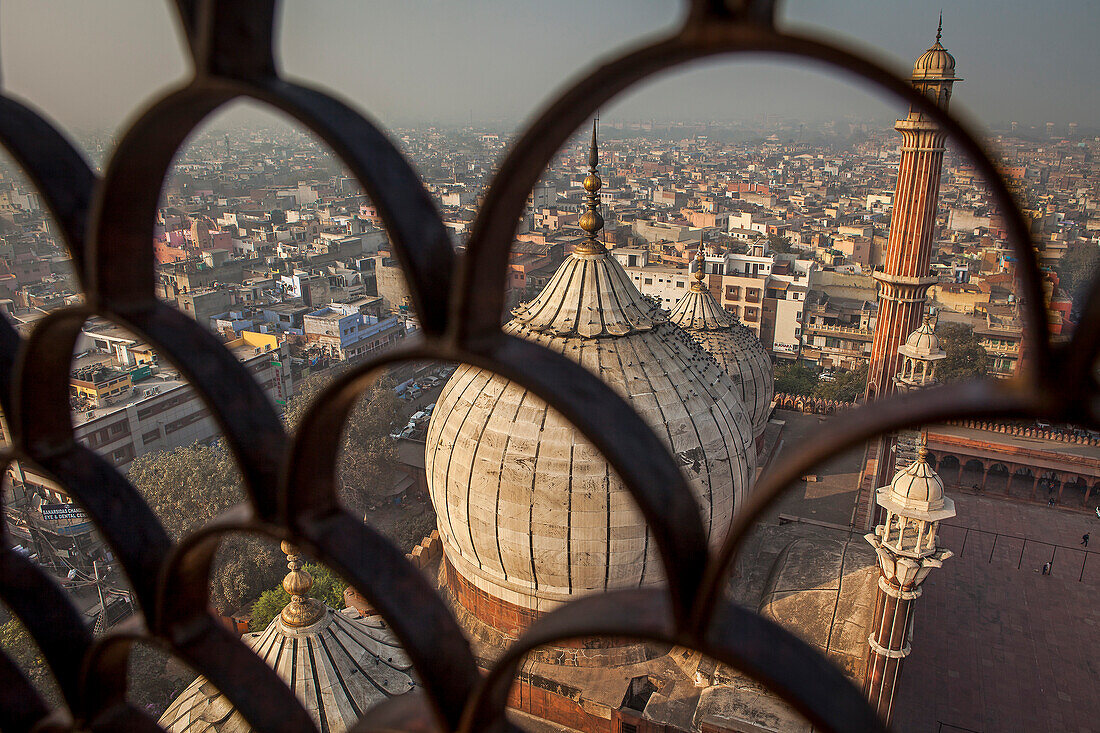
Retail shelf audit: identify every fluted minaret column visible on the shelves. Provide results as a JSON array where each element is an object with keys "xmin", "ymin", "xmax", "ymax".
[
  {"xmin": 866, "ymin": 18, "xmax": 959, "ymax": 401},
  {"xmin": 863, "ymin": 437, "xmax": 955, "ymax": 725}
]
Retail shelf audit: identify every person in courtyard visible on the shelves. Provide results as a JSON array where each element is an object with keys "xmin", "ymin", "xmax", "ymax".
[{"xmin": 1082, "ymin": 533, "xmax": 1090, "ymax": 547}]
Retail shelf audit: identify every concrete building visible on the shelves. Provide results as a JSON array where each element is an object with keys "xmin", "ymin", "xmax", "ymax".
[{"xmin": 302, "ymin": 303, "xmax": 404, "ymax": 362}]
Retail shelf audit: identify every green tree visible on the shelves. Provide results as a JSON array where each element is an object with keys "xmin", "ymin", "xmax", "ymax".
[
  {"xmin": 774, "ymin": 363, "xmax": 819, "ymax": 396},
  {"xmin": 0, "ymin": 619, "xmax": 61, "ymax": 707},
  {"xmin": 813, "ymin": 363, "xmax": 868, "ymax": 402},
  {"xmin": 128, "ymin": 444, "xmax": 283, "ymax": 615},
  {"xmin": 127, "ymin": 644, "xmax": 191, "ymax": 718},
  {"xmin": 934, "ymin": 322, "xmax": 990, "ymax": 383},
  {"xmin": 283, "ymin": 370, "xmax": 401, "ymax": 516},
  {"xmin": 767, "ymin": 233, "xmax": 792, "ymax": 254},
  {"xmin": 248, "ymin": 563, "xmax": 348, "ymax": 631},
  {"xmin": 1054, "ymin": 241, "xmax": 1100, "ymax": 317}
]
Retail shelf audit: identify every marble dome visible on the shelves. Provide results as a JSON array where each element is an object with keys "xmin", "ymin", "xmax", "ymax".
[
  {"xmin": 667, "ymin": 247, "xmax": 774, "ymax": 440},
  {"xmin": 427, "ymin": 252, "xmax": 754, "ymax": 614},
  {"xmin": 160, "ymin": 547, "xmax": 417, "ymax": 733},
  {"xmin": 425, "ymin": 123, "xmax": 754, "ymax": 617}
]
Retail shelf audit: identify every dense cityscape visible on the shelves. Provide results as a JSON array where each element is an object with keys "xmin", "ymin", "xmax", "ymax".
[{"xmin": 0, "ymin": 12, "xmax": 1098, "ymax": 733}]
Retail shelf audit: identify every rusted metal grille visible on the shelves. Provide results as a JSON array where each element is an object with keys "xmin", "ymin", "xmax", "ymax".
[{"xmin": 0, "ymin": 1, "xmax": 1094, "ymax": 731}]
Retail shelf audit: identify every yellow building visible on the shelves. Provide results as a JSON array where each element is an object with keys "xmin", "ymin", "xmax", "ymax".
[{"xmin": 70, "ymin": 366, "xmax": 132, "ymax": 408}]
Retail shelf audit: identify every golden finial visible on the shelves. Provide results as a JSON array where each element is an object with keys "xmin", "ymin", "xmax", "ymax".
[
  {"xmin": 936, "ymin": 11, "xmax": 943, "ymax": 44},
  {"xmin": 574, "ymin": 115, "xmax": 606, "ymax": 256},
  {"xmin": 279, "ymin": 541, "xmax": 324, "ymax": 628},
  {"xmin": 691, "ymin": 241, "xmax": 707, "ymax": 292},
  {"xmin": 917, "ymin": 432, "xmax": 929, "ymax": 462}
]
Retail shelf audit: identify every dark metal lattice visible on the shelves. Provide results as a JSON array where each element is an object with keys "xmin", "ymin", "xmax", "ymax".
[{"xmin": 0, "ymin": 1, "xmax": 1095, "ymax": 731}]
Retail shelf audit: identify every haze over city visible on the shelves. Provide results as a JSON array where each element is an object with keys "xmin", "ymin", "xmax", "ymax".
[
  {"xmin": 1, "ymin": 1, "xmax": 1098, "ymax": 137},
  {"xmin": 0, "ymin": 3, "xmax": 1098, "ymax": 733}
]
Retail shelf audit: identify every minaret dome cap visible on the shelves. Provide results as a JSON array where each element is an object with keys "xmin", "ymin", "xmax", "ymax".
[{"xmin": 912, "ymin": 16, "xmax": 956, "ymax": 80}]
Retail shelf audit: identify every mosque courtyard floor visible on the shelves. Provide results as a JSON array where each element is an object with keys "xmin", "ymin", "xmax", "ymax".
[
  {"xmin": 893, "ymin": 491, "xmax": 1100, "ymax": 733},
  {"xmin": 747, "ymin": 410, "xmax": 1100, "ymax": 732}
]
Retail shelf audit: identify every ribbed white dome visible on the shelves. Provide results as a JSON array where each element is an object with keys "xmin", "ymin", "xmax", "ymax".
[
  {"xmin": 159, "ymin": 608, "xmax": 417, "ymax": 732},
  {"xmin": 887, "ymin": 458, "xmax": 946, "ymax": 511},
  {"xmin": 898, "ymin": 319, "xmax": 943, "ymax": 359},
  {"xmin": 667, "ymin": 272, "xmax": 773, "ymax": 440},
  {"xmin": 426, "ymin": 253, "xmax": 755, "ymax": 614}
]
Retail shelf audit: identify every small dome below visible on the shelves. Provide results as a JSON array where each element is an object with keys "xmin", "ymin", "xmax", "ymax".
[
  {"xmin": 878, "ymin": 444, "xmax": 954, "ymax": 522},
  {"xmin": 159, "ymin": 609, "xmax": 417, "ymax": 733},
  {"xmin": 160, "ymin": 545, "xmax": 418, "ymax": 732},
  {"xmin": 897, "ymin": 318, "xmax": 945, "ymax": 361},
  {"xmin": 912, "ymin": 42, "xmax": 955, "ymax": 80}
]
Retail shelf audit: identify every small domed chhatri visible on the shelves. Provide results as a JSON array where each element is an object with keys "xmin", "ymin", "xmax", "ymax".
[
  {"xmin": 426, "ymin": 120, "xmax": 755, "ymax": 630},
  {"xmin": 667, "ymin": 243, "xmax": 774, "ymax": 442},
  {"xmin": 912, "ymin": 14, "xmax": 956, "ymax": 80},
  {"xmin": 895, "ymin": 314, "xmax": 947, "ymax": 391},
  {"xmin": 159, "ymin": 545, "xmax": 417, "ymax": 733},
  {"xmin": 882, "ymin": 440, "xmax": 951, "ymax": 520}
]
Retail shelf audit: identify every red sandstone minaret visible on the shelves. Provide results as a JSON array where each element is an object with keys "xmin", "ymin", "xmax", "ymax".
[{"xmin": 866, "ymin": 17, "xmax": 959, "ymax": 400}]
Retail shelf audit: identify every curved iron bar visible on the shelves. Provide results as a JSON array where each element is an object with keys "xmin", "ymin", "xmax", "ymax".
[
  {"xmin": 169, "ymin": 0, "xmax": 457, "ymax": 332},
  {"xmin": 0, "ymin": 0, "xmax": 1086, "ymax": 730},
  {"xmin": 697, "ymin": 378, "xmax": 1039, "ymax": 625},
  {"xmin": 289, "ymin": 334, "xmax": 709, "ymax": 620},
  {"xmin": 0, "ymin": 320, "xmax": 22, "ymax": 419},
  {"xmin": 282, "ymin": 331, "xmax": 709, "ymax": 727},
  {"xmin": 0, "ymin": 96, "xmax": 95, "ymax": 281},
  {"xmin": 85, "ymin": 614, "xmax": 316, "ymax": 733},
  {"xmin": 0, "ymin": 649, "xmax": 53, "ymax": 732},
  {"xmin": 461, "ymin": 589, "xmax": 885, "ymax": 733},
  {"xmin": 460, "ymin": 6, "xmax": 1048, "ymax": 380},
  {"xmin": 0, "ymin": 541, "xmax": 96, "ymax": 713},
  {"xmin": 78, "ymin": 622, "xmax": 176, "ymax": 733},
  {"xmin": 12, "ymin": 308, "xmax": 174, "ymax": 609}
]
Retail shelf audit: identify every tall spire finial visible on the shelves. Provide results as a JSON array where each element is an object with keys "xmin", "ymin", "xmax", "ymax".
[
  {"xmin": 589, "ymin": 112, "xmax": 599, "ymax": 169},
  {"xmin": 691, "ymin": 241, "xmax": 707, "ymax": 292},
  {"xmin": 936, "ymin": 11, "xmax": 942, "ymax": 44},
  {"xmin": 575, "ymin": 115, "xmax": 606, "ymax": 256},
  {"xmin": 279, "ymin": 541, "xmax": 325, "ymax": 628}
]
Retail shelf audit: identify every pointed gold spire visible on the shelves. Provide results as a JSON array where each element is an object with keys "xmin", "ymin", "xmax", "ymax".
[
  {"xmin": 279, "ymin": 541, "xmax": 325, "ymax": 627},
  {"xmin": 935, "ymin": 11, "xmax": 943, "ymax": 44},
  {"xmin": 691, "ymin": 240, "xmax": 707, "ymax": 292},
  {"xmin": 574, "ymin": 116, "xmax": 606, "ymax": 256}
]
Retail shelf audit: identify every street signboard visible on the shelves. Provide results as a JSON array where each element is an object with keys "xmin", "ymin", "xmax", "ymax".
[{"xmin": 41, "ymin": 503, "xmax": 86, "ymax": 522}]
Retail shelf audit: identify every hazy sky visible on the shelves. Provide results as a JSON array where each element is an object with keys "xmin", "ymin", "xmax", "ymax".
[{"xmin": 1, "ymin": 1, "xmax": 1096, "ymax": 138}]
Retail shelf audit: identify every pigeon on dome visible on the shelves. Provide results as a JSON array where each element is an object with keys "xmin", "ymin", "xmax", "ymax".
[{"xmin": 667, "ymin": 241, "xmax": 774, "ymax": 440}]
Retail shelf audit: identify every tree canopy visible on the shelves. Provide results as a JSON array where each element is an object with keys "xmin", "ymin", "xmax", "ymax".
[
  {"xmin": 0, "ymin": 619, "xmax": 60, "ymax": 707},
  {"xmin": 774, "ymin": 362, "xmax": 819, "ymax": 396},
  {"xmin": 767, "ymin": 233, "xmax": 792, "ymax": 254},
  {"xmin": 248, "ymin": 562, "xmax": 349, "ymax": 632},
  {"xmin": 1054, "ymin": 241, "xmax": 1100, "ymax": 318},
  {"xmin": 283, "ymin": 370, "xmax": 401, "ymax": 517},
  {"xmin": 934, "ymin": 322, "xmax": 990, "ymax": 383},
  {"xmin": 128, "ymin": 443, "xmax": 283, "ymax": 615},
  {"xmin": 813, "ymin": 364, "xmax": 868, "ymax": 402}
]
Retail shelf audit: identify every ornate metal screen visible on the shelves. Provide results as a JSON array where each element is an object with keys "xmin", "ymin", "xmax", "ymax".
[{"xmin": 0, "ymin": 1, "xmax": 1094, "ymax": 731}]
